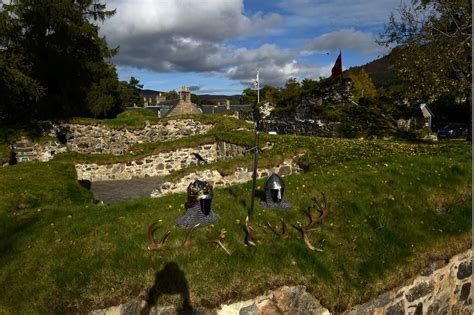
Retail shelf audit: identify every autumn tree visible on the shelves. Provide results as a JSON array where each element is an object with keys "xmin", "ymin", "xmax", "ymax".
[
  {"xmin": 379, "ymin": 0, "xmax": 471, "ymax": 106},
  {"xmin": 348, "ymin": 69, "xmax": 378, "ymax": 101}
]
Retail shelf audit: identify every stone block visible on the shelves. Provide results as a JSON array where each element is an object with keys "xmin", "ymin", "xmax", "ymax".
[
  {"xmin": 277, "ymin": 165, "xmax": 291, "ymax": 176},
  {"xmin": 459, "ymin": 282, "xmax": 470, "ymax": 301},
  {"xmin": 406, "ymin": 281, "xmax": 434, "ymax": 302},
  {"xmin": 239, "ymin": 303, "xmax": 258, "ymax": 315},
  {"xmin": 457, "ymin": 261, "xmax": 472, "ymax": 280},
  {"xmin": 385, "ymin": 301, "xmax": 404, "ymax": 315}
]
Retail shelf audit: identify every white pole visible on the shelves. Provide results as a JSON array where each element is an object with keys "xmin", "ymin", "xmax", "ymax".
[{"xmin": 257, "ymin": 69, "xmax": 260, "ymax": 105}]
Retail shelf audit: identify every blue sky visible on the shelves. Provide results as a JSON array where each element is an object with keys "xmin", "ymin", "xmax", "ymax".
[{"xmin": 100, "ymin": 0, "xmax": 400, "ymax": 95}]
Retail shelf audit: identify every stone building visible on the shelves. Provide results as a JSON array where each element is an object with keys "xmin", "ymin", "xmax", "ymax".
[{"xmin": 165, "ymin": 86, "xmax": 202, "ymax": 117}]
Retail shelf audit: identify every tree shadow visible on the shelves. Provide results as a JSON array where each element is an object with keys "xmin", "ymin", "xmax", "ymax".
[{"xmin": 140, "ymin": 262, "xmax": 193, "ymax": 315}]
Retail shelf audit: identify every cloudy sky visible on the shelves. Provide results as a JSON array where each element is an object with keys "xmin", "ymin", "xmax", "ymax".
[{"xmin": 100, "ymin": 0, "xmax": 400, "ymax": 95}]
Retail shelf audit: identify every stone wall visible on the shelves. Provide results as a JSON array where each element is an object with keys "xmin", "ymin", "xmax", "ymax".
[
  {"xmin": 58, "ymin": 119, "xmax": 212, "ymax": 155},
  {"xmin": 239, "ymin": 110, "xmax": 341, "ymax": 137},
  {"xmin": 75, "ymin": 142, "xmax": 248, "ymax": 182},
  {"xmin": 89, "ymin": 249, "xmax": 472, "ymax": 315},
  {"xmin": 150, "ymin": 157, "xmax": 300, "ymax": 198},
  {"xmin": 238, "ymin": 78, "xmax": 353, "ymax": 137},
  {"xmin": 11, "ymin": 137, "xmax": 68, "ymax": 163},
  {"xmin": 90, "ymin": 286, "xmax": 330, "ymax": 315},
  {"xmin": 347, "ymin": 249, "xmax": 472, "ymax": 315}
]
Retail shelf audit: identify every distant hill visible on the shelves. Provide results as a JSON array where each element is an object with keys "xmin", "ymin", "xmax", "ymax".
[
  {"xmin": 344, "ymin": 53, "xmax": 399, "ymax": 91},
  {"xmin": 140, "ymin": 89, "xmax": 164, "ymax": 100},
  {"xmin": 139, "ymin": 89, "xmax": 242, "ymax": 105},
  {"xmin": 197, "ymin": 94, "xmax": 241, "ymax": 105}
]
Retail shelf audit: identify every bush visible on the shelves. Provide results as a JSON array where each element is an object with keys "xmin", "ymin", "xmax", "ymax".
[{"xmin": 116, "ymin": 109, "xmax": 156, "ymax": 119}]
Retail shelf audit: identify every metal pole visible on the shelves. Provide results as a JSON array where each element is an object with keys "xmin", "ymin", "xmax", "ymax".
[
  {"xmin": 249, "ymin": 129, "xmax": 259, "ymax": 220},
  {"xmin": 249, "ymin": 69, "xmax": 260, "ymax": 220}
]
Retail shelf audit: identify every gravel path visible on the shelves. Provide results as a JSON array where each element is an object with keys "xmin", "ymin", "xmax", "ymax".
[{"xmin": 90, "ymin": 176, "xmax": 165, "ymax": 204}]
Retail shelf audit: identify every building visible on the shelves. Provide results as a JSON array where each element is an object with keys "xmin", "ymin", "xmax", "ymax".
[{"xmin": 165, "ymin": 86, "xmax": 202, "ymax": 117}]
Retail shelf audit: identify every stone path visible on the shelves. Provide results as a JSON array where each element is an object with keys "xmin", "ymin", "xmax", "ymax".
[{"xmin": 90, "ymin": 176, "xmax": 165, "ymax": 204}]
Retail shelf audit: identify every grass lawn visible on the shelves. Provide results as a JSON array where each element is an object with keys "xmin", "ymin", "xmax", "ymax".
[{"xmin": 0, "ymin": 115, "xmax": 471, "ymax": 314}]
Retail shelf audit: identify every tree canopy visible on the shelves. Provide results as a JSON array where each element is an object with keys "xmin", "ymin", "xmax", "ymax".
[
  {"xmin": 379, "ymin": 0, "xmax": 471, "ymax": 105},
  {"xmin": 0, "ymin": 0, "xmax": 122, "ymax": 122}
]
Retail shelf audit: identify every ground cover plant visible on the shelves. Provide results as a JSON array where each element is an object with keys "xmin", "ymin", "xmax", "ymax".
[{"xmin": 0, "ymin": 115, "xmax": 471, "ymax": 314}]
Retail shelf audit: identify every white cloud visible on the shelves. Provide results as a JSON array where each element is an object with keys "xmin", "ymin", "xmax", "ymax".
[
  {"xmin": 305, "ymin": 28, "xmax": 387, "ymax": 55},
  {"xmin": 100, "ymin": 0, "xmax": 292, "ymax": 80},
  {"xmin": 103, "ymin": 0, "xmax": 282, "ymax": 42},
  {"xmin": 99, "ymin": 0, "xmax": 383, "ymax": 88},
  {"xmin": 226, "ymin": 59, "xmax": 332, "ymax": 87}
]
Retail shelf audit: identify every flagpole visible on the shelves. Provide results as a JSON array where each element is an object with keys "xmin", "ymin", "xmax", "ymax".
[
  {"xmin": 257, "ymin": 69, "xmax": 260, "ymax": 104},
  {"xmin": 249, "ymin": 69, "xmax": 260, "ymax": 220}
]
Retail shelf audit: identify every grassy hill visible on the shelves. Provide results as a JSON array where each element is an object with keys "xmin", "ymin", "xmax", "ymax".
[{"xmin": 0, "ymin": 114, "xmax": 471, "ymax": 313}]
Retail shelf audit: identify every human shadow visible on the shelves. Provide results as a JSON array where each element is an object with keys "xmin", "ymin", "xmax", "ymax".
[{"xmin": 140, "ymin": 262, "xmax": 193, "ymax": 315}]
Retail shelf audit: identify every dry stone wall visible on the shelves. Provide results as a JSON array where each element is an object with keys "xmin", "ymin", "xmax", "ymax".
[
  {"xmin": 89, "ymin": 248, "xmax": 472, "ymax": 315},
  {"xmin": 57, "ymin": 119, "xmax": 212, "ymax": 155},
  {"xmin": 76, "ymin": 142, "xmax": 247, "ymax": 182},
  {"xmin": 151, "ymin": 157, "xmax": 300, "ymax": 198},
  {"xmin": 348, "ymin": 249, "xmax": 472, "ymax": 315},
  {"xmin": 90, "ymin": 286, "xmax": 330, "ymax": 315},
  {"xmin": 11, "ymin": 137, "xmax": 68, "ymax": 163}
]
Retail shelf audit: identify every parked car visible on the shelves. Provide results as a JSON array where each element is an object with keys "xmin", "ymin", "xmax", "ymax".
[{"xmin": 437, "ymin": 123, "xmax": 469, "ymax": 139}]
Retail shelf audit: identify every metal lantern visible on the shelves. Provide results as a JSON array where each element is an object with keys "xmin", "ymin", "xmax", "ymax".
[{"xmin": 265, "ymin": 173, "xmax": 285, "ymax": 204}]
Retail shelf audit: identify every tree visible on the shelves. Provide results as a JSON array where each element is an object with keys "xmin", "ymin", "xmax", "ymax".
[
  {"xmin": 0, "ymin": 0, "xmax": 120, "ymax": 120},
  {"xmin": 120, "ymin": 76, "xmax": 143, "ymax": 107},
  {"xmin": 348, "ymin": 69, "xmax": 378, "ymax": 101},
  {"xmin": 0, "ymin": 4, "xmax": 45, "ymax": 122},
  {"xmin": 261, "ymin": 85, "xmax": 281, "ymax": 104},
  {"xmin": 240, "ymin": 88, "xmax": 257, "ymax": 106},
  {"xmin": 164, "ymin": 90, "xmax": 179, "ymax": 100},
  {"xmin": 279, "ymin": 78, "xmax": 302, "ymax": 108},
  {"xmin": 191, "ymin": 93, "xmax": 201, "ymax": 106},
  {"xmin": 379, "ymin": 0, "xmax": 471, "ymax": 105}
]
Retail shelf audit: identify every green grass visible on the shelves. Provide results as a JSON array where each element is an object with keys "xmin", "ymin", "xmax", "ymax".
[{"xmin": 0, "ymin": 116, "xmax": 471, "ymax": 314}]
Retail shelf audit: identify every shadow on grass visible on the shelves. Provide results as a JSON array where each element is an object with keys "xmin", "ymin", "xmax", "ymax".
[{"xmin": 140, "ymin": 262, "xmax": 193, "ymax": 315}]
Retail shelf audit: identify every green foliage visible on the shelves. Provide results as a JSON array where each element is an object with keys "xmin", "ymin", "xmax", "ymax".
[
  {"xmin": 324, "ymin": 99, "xmax": 396, "ymax": 138},
  {"xmin": 348, "ymin": 69, "xmax": 378, "ymax": 101},
  {"xmin": 164, "ymin": 90, "xmax": 179, "ymax": 100},
  {"xmin": 379, "ymin": 0, "xmax": 471, "ymax": 105},
  {"xmin": 0, "ymin": 0, "xmax": 121, "ymax": 122},
  {"xmin": 279, "ymin": 77, "xmax": 302, "ymax": 107},
  {"xmin": 191, "ymin": 93, "xmax": 201, "ymax": 105},
  {"xmin": 118, "ymin": 76, "xmax": 144, "ymax": 109},
  {"xmin": 116, "ymin": 109, "xmax": 156, "ymax": 120},
  {"xmin": 240, "ymin": 88, "xmax": 257, "ymax": 105}
]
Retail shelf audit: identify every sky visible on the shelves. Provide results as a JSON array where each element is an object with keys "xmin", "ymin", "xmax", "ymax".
[{"xmin": 99, "ymin": 0, "xmax": 401, "ymax": 95}]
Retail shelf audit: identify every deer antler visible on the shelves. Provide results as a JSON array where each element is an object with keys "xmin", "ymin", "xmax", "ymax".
[
  {"xmin": 182, "ymin": 223, "xmax": 200, "ymax": 248},
  {"xmin": 266, "ymin": 221, "xmax": 280, "ymax": 236},
  {"xmin": 292, "ymin": 193, "xmax": 329, "ymax": 251},
  {"xmin": 280, "ymin": 218, "xmax": 290, "ymax": 240},
  {"xmin": 208, "ymin": 228, "xmax": 231, "ymax": 255},
  {"xmin": 304, "ymin": 193, "xmax": 330, "ymax": 231},
  {"xmin": 267, "ymin": 219, "xmax": 290, "ymax": 240},
  {"xmin": 244, "ymin": 216, "xmax": 257, "ymax": 246},
  {"xmin": 147, "ymin": 222, "xmax": 171, "ymax": 251}
]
